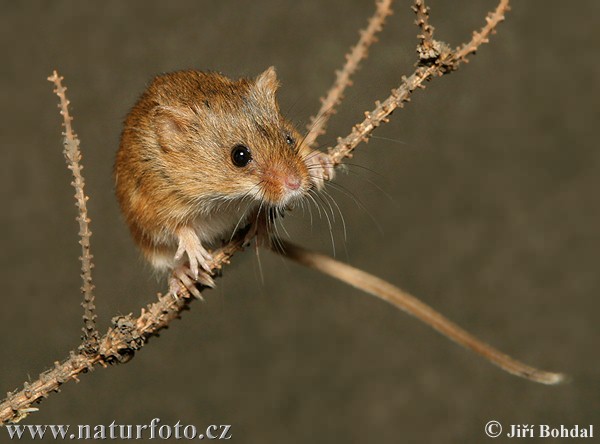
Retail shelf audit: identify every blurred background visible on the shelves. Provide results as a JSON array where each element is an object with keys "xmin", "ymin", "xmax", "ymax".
[{"xmin": 1, "ymin": 1, "xmax": 598, "ymax": 442}]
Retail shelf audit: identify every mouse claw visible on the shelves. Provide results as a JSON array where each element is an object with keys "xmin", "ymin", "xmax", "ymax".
[
  {"xmin": 196, "ymin": 271, "xmax": 215, "ymax": 288},
  {"xmin": 170, "ymin": 268, "xmax": 204, "ymax": 300},
  {"xmin": 306, "ymin": 150, "xmax": 335, "ymax": 190}
]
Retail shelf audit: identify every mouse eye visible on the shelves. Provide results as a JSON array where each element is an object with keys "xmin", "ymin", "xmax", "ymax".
[
  {"xmin": 231, "ymin": 145, "xmax": 252, "ymax": 167},
  {"xmin": 285, "ymin": 133, "xmax": 295, "ymax": 147}
]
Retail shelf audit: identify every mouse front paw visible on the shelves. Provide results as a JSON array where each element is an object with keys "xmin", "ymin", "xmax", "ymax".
[
  {"xmin": 305, "ymin": 150, "xmax": 335, "ymax": 190},
  {"xmin": 174, "ymin": 227, "xmax": 214, "ymax": 280}
]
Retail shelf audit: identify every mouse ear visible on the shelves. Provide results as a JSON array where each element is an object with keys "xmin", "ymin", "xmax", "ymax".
[
  {"xmin": 254, "ymin": 66, "xmax": 280, "ymax": 101},
  {"xmin": 153, "ymin": 106, "xmax": 193, "ymax": 152}
]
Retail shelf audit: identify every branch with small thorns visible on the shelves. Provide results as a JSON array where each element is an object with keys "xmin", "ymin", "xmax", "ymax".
[
  {"xmin": 328, "ymin": 0, "xmax": 510, "ymax": 165},
  {"xmin": 412, "ymin": 0, "xmax": 436, "ymax": 62},
  {"xmin": 304, "ymin": 0, "xmax": 393, "ymax": 148},
  {"xmin": 2, "ymin": 0, "xmax": 561, "ymax": 426},
  {"xmin": 1, "ymin": 224, "xmax": 248, "ymax": 424},
  {"xmin": 48, "ymin": 71, "xmax": 99, "ymax": 355}
]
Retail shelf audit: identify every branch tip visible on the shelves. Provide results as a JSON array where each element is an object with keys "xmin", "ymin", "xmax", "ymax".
[{"xmin": 326, "ymin": 0, "xmax": 510, "ymax": 165}]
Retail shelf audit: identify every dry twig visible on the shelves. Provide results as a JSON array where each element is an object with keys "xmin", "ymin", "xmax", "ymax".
[
  {"xmin": 304, "ymin": 0, "xmax": 393, "ymax": 148},
  {"xmin": 412, "ymin": 0, "xmax": 436, "ymax": 60},
  {"xmin": 328, "ymin": 0, "xmax": 510, "ymax": 165},
  {"xmin": 48, "ymin": 71, "xmax": 99, "ymax": 355},
  {"xmin": 454, "ymin": 0, "xmax": 510, "ymax": 63},
  {"xmin": 0, "ymin": 230, "xmax": 247, "ymax": 424}
]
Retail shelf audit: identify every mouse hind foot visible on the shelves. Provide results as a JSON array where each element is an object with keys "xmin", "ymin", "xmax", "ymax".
[{"xmin": 169, "ymin": 264, "xmax": 215, "ymax": 300}]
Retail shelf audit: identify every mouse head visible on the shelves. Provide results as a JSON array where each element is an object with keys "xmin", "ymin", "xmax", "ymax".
[{"xmin": 151, "ymin": 68, "xmax": 313, "ymax": 212}]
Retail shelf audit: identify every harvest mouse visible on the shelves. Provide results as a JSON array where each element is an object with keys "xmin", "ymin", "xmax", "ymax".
[{"xmin": 114, "ymin": 67, "xmax": 334, "ymax": 297}]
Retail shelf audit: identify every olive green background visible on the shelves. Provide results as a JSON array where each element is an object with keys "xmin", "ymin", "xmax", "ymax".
[{"xmin": 1, "ymin": 1, "xmax": 598, "ymax": 442}]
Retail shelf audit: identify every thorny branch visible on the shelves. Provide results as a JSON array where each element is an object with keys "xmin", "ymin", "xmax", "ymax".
[
  {"xmin": 0, "ymin": 231, "xmax": 247, "ymax": 424},
  {"xmin": 48, "ymin": 72, "xmax": 99, "ymax": 355},
  {"xmin": 412, "ymin": 0, "xmax": 436, "ymax": 61},
  {"xmin": 304, "ymin": 0, "xmax": 393, "ymax": 148},
  {"xmin": 328, "ymin": 0, "xmax": 511, "ymax": 165},
  {"xmin": 2, "ymin": 0, "xmax": 553, "ymax": 426},
  {"xmin": 454, "ymin": 0, "xmax": 510, "ymax": 63}
]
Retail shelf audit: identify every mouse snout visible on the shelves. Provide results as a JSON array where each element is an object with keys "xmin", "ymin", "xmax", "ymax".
[
  {"xmin": 259, "ymin": 165, "xmax": 306, "ymax": 206},
  {"xmin": 285, "ymin": 175, "xmax": 301, "ymax": 191}
]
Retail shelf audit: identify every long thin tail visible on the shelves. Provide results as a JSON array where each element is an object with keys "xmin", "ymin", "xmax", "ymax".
[{"xmin": 273, "ymin": 238, "xmax": 566, "ymax": 385}]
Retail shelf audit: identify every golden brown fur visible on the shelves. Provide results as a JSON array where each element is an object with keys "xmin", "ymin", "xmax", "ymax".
[{"xmin": 114, "ymin": 68, "xmax": 330, "ymax": 273}]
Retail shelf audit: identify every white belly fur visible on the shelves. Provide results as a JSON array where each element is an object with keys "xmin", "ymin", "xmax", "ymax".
[{"xmin": 149, "ymin": 202, "xmax": 257, "ymax": 271}]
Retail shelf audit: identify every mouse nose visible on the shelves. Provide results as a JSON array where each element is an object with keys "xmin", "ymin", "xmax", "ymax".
[{"xmin": 285, "ymin": 175, "xmax": 301, "ymax": 191}]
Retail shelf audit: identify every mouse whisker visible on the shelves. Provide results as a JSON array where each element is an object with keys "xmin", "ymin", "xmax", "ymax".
[
  {"xmin": 308, "ymin": 188, "xmax": 336, "ymax": 257},
  {"xmin": 276, "ymin": 213, "xmax": 292, "ymax": 239},
  {"xmin": 267, "ymin": 208, "xmax": 287, "ymax": 253},
  {"xmin": 270, "ymin": 209, "xmax": 283, "ymax": 242},
  {"xmin": 321, "ymin": 189, "xmax": 347, "ymax": 242},
  {"xmin": 302, "ymin": 195, "xmax": 315, "ymax": 229},
  {"xmin": 339, "ymin": 164, "xmax": 397, "ymax": 204},
  {"xmin": 304, "ymin": 189, "xmax": 323, "ymax": 220},
  {"xmin": 254, "ymin": 240, "xmax": 265, "ymax": 285},
  {"xmin": 297, "ymin": 197, "xmax": 305, "ymax": 217},
  {"xmin": 370, "ymin": 135, "xmax": 408, "ymax": 146},
  {"xmin": 325, "ymin": 182, "xmax": 384, "ymax": 236},
  {"xmin": 314, "ymin": 188, "xmax": 336, "ymax": 225},
  {"xmin": 229, "ymin": 196, "xmax": 259, "ymax": 243}
]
